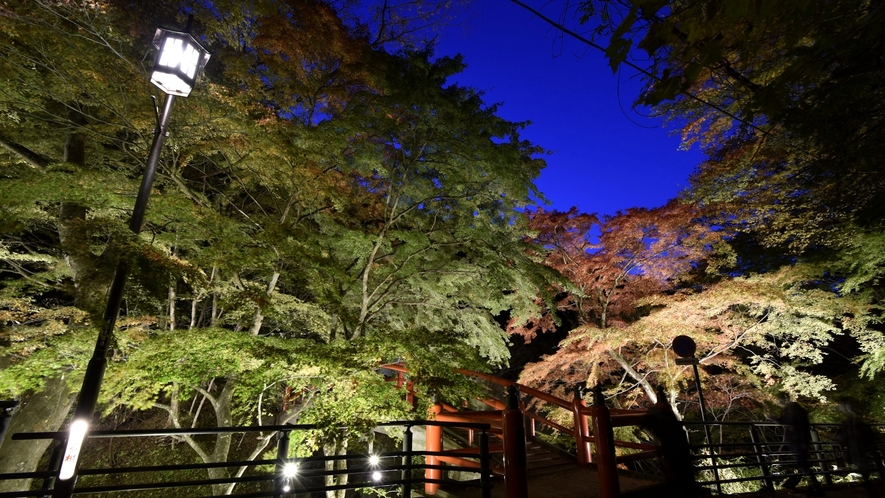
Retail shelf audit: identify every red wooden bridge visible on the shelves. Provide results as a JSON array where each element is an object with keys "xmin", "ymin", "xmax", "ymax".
[
  {"xmin": 2, "ymin": 364, "xmax": 881, "ymax": 497},
  {"xmin": 382, "ymin": 363, "xmax": 670, "ymax": 498}
]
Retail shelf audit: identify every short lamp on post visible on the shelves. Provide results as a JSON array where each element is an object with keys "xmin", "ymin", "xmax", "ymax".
[
  {"xmin": 52, "ymin": 18, "xmax": 209, "ymax": 498},
  {"xmin": 672, "ymin": 334, "xmax": 722, "ymax": 494},
  {"xmin": 672, "ymin": 335, "xmax": 709, "ymax": 428}
]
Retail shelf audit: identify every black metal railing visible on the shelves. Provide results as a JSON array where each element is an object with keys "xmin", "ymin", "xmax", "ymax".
[
  {"xmin": 683, "ymin": 421, "xmax": 885, "ymax": 495},
  {"xmin": 0, "ymin": 420, "xmax": 493, "ymax": 498}
]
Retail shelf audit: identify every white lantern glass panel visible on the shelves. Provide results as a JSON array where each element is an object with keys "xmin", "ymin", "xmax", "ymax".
[{"xmin": 150, "ymin": 28, "xmax": 210, "ymax": 97}]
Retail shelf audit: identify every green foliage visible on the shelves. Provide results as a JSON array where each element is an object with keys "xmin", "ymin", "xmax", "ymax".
[
  {"xmin": 507, "ymin": 0, "xmax": 885, "ymax": 416},
  {"xmin": 0, "ymin": 325, "xmax": 92, "ymax": 395},
  {"xmin": 0, "ymin": 4, "xmax": 552, "ymax": 481}
]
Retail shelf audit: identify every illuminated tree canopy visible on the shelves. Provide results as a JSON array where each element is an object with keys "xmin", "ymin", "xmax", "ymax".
[
  {"xmin": 0, "ymin": 0, "xmax": 547, "ymax": 489},
  {"xmin": 505, "ymin": 0, "xmax": 885, "ymax": 418},
  {"xmin": 2, "ymin": 0, "xmax": 885, "ymax": 491}
]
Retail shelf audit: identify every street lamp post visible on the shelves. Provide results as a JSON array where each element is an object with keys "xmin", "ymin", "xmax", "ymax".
[
  {"xmin": 672, "ymin": 334, "xmax": 721, "ymax": 494},
  {"xmin": 51, "ymin": 20, "xmax": 209, "ymax": 498}
]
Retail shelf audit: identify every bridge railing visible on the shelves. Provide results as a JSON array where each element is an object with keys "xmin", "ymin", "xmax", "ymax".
[
  {"xmin": 684, "ymin": 420, "xmax": 885, "ymax": 494},
  {"xmin": 381, "ymin": 364, "xmax": 664, "ymax": 498},
  {"xmin": 383, "ymin": 365, "xmax": 885, "ymax": 497},
  {"xmin": 0, "ymin": 420, "xmax": 494, "ymax": 498}
]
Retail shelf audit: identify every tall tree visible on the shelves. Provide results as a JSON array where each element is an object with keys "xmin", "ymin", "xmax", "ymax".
[
  {"xmin": 0, "ymin": 0, "xmax": 549, "ymax": 490},
  {"xmin": 513, "ymin": 201, "xmax": 726, "ymax": 403},
  {"xmin": 512, "ymin": 0, "xmax": 885, "ymax": 395}
]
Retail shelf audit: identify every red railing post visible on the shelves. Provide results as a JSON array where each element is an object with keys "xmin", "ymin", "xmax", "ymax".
[
  {"xmin": 572, "ymin": 385, "xmax": 592, "ymax": 464},
  {"xmin": 502, "ymin": 385, "xmax": 528, "ymax": 498},
  {"xmin": 590, "ymin": 385, "xmax": 619, "ymax": 498},
  {"xmin": 425, "ymin": 403, "xmax": 443, "ymax": 495}
]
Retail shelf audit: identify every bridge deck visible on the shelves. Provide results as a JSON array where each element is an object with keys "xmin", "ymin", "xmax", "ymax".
[
  {"xmin": 434, "ymin": 464, "xmax": 662, "ymax": 497},
  {"xmin": 433, "ymin": 465, "xmax": 884, "ymax": 498}
]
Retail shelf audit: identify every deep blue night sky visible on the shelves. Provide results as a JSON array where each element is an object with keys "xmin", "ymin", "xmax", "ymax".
[{"xmin": 434, "ymin": 0, "xmax": 704, "ymax": 216}]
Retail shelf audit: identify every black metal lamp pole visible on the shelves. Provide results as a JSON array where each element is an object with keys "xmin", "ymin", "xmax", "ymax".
[
  {"xmin": 51, "ymin": 19, "xmax": 208, "ymax": 498},
  {"xmin": 672, "ymin": 334, "xmax": 721, "ymax": 494}
]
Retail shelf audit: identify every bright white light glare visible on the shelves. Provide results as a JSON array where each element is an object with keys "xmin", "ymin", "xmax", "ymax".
[
  {"xmin": 372, "ymin": 470, "xmax": 382, "ymax": 482},
  {"xmin": 59, "ymin": 419, "xmax": 89, "ymax": 480},
  {"xmin": 368, "ymin": 454, "xmax": 380, "ymax": 466},
  {"xmin": 151, "ymin": 31, "xmax": 209, "ymax": 97},
  {"xmin": 158, "ymin": 37, "xmax": 200, "ymax": 76},
  {"xmin": 282, "ymin": 462, "xmax": 298, "ymax": 478},
  {"xmin": 282, "ymin": 484, "xmax": 291, "ymax": 492},
  {"xmin": 158, "ymin": 38, "xmax": 182, "ymax": 68}
]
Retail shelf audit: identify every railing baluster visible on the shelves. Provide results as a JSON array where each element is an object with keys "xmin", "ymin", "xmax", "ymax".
[
  {"xmin": 572, "ymin": 385, "xmax": 591, "ymax": 465},
  {"xmin": 40, "ymin": 440, "xmax": 64, "ymax": 498},
  {"xmin": 749, "ymin": 424, "xmax": 774, "ymax": 492},
  {"xmin": 425, "ymin": 405, "xmax": 443, "ymax": 495},
  {"xmin": 502, "ymin": 385, "xmax": 528, "ymax": 498},
  {"xmin": 809, "ymin": 428, "xmax": 833, "ymax": 485},
  {"xmin": 274, "ymin": 430, "xmax": 290, "ymax": 497},
  {"xmin": 401, "ymin": 425, "xmax": 413, "ymax": 498},
  {"xmin": 480, "ymin": 429, "xmax": 491, "ymax": 498},
  {"xmin": 591, "ymin": 386, "xmax": 619, "ymax": 498}
]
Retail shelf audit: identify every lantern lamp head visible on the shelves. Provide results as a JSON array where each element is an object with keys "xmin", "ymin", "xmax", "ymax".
[{"xmin": 150, "ymin": 28, "xmax": 210, "ymax": 97}]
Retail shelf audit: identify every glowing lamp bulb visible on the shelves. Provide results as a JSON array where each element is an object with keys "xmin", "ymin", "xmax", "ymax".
[
  {"xmin": 282, "ymin": 484, "xmax": 291, "ymax": 492},
  {"xmin": 59, "ymin": 419, "xmax": 89, "ymax": 480},
  {"xmin": 368, "ymin": 454, "xmax": 380, "ymax": 466},
  {"xmin": 372, "ymin": 470, "xmax": 382, "ymax": 481},
  {"xmin": 282, "ymin": 462, "xmax": 298, "ymax": 478}
]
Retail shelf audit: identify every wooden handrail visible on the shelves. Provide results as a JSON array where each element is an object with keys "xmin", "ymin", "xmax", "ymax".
[
  {"xmin": 381, "ymin": 362, "xmax": 668, "ymax": 498},
  {"xmin": 456, "ymin": 369, "xmax": 573, "ymax": 410},
  {"xmin": 523, "ymin": 411, "xmax": 574, "ymax": 437},
  {"xmin": 381, "ymin": 363, "xmax": 575, "ymax": 440},
  {"xmin": 609, "ymin": 412, "xmax": 652, "ymax": 428},
  {"xmin": 435, "ymin": 412, "xmax": 503, "ymax": 423}
]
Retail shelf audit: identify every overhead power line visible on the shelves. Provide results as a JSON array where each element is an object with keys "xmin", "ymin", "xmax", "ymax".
[{"xmin": 509, "ymin": 0, "xmax": 769, "ymax": 135}]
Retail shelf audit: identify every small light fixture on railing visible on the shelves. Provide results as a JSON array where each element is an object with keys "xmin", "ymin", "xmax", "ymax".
[
  {"xmin": 58, "ymin": 419, "xmax": 89, "ymax": 481},
  {"xmin": 283, "ymin": 461, "xmax": 298, "ymax": 478},
  {"xmin": 281, "ymin": 461, "xmax": 298, "ymax": 493}
]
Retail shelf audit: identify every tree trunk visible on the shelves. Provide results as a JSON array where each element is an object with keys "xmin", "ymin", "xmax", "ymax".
[
  {"xmin": 168, "ymin": 285, "xmax": 176, "ymax": 330},
  {"xmin": 58, "ymin": 107, "xmax": 112, "ymax": 319},
  {"xmin": 208, "ymin": 382, "xmax": 234, "ymax": 496},
  {"xmin": 0, "ymin": 376, "xmax": 75, "ymax": 492},
  {"xmin": 249, "ymin": 270, "xmax": 280, "ymax": 336},
  {"xmin": 211, "ymin": 293, "xmax": 218, "ymax": 327},
  {"xmin": 0, "ymin": 108, "xmax": 91, "ymax": 489},
  {"xmin": 324, "ymin": 439, "xmax": 349, "ymax": 498},
  {"xmin": 607, "ymin": 349, "xmax": 657, "ymax": 402}
]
